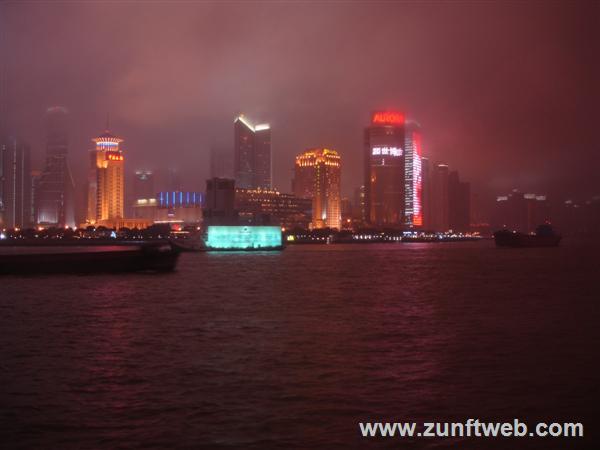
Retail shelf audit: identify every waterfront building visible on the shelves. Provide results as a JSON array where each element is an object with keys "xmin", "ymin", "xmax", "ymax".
[
  {"xmin": 448, "ymin": 170, "xmax": 471, "ymax": 232},
  {"xmin": 0, "ymin": 136, "xmax": 32, "ymax": 228},
  {"xmin": 36, "ymin": 106, "xmax": 75, "ymax": 227},
  {"xmin": 234, "ymin": 115, "xmax": 271, "ymax": 189},
  {"xmin": 404, "ymin": 121, "xmax": 423, "ymax": 228},
  {"xmin": 133, "ymin": 170, "xmax": 154, "ymax": 201},
  {"xmin": 293, "ymin": 148, "xmax": 341, "ymax": 229},
  {"xmin": 235, "ymin": 187, "xmax": 312, "ymax": 229},
  {"xmin": 431, "ymin": 163, "xmax": 450, "ymax": 231},
  {"xmin": 86, "ymin": 129, "xmax": 125, "ymax": 225},
  {"xmin": 420, "ymin": 157, "xmax": 432, "ymax": 229},
  {"xmin": 493, "ymin": 190, "xmax": 549, "ymax": 233},
  {"xmin": 364, "ymin": 111, "xmax": 405, "ymax": 226},
  {"xmin": 204, "ymin": 177, "xmax": 237, "ymax": 225},
  {"xmin": 210, "ymin": 146, "xmax": 233, "ymax": 179}
]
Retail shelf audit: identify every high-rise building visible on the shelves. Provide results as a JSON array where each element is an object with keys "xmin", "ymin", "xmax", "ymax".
[
  {"xmin": 234, "ymin": 115, "xmax": 271, "ymax": 189},
  {"xmin": 0, "ymin": 136, "xmax": 32, "ymax": 228},
  {"xmin": 404, "ymin": 121, "xmax": 423, "ymax": 228},
  {"xmin": 133, "ymin": 170, "xmax": 154, "ymax": 200},
  {"xmin": 420, "ymin": 157, "xmax": 432, "ymax": 230},
  {"xmin": 210, "ymin": 146, "xmax": 233, "ymax": 179},
  {"xmin": 493, "ymin": 190, "xmax": 549, "ymax": 233},
  {"xmin": 431, "ymin": 163, "xmax": 449, "ymax": 231},
  {"xmin": 448, "ymin": 170, "xmax": 471, "ymax": 232},
  {"xmin": 204, "ymin": 177, "xmax": 237, "ymax": 225},
  {"xmin": 36, "ymin": 107, "xmax": 75, "ymax": 227},
  {"xmin": 364, "ymin": 111, "xmax": 405, "ymax": 226},
  {"xmin": 86, "ymin": 129, "xmax": 125, "ymax": 224},
  {"xmin": 353, "ymin": 185, "xmax": 365, "ymax": 221},
  {"xmin": 293, "ymin": 148, "xmax": 341, "ymax": 229}
]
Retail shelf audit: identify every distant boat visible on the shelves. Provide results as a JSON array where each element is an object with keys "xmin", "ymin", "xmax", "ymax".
[
  {"xmin": 493, "ymin": 224, "xmax": 561, "ymax": 248},
  {"xmin": 0, "ymin": 242, "xmax": 180, "ymax": 274}
]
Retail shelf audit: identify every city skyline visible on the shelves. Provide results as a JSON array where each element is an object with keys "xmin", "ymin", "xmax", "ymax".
[{"xmin": 0, "ymin": 2, "xmax": 596, "ymax": 202}]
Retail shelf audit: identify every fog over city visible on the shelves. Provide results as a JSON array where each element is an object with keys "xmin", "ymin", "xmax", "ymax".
[{"xmin": 0, "ymin": 1, "xmax": 597, "ymax": 200}]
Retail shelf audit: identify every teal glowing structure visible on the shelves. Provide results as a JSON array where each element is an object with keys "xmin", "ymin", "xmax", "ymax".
[{"xmin": 206, "ymin": 226, "xmax": 282, "ymax": 250}]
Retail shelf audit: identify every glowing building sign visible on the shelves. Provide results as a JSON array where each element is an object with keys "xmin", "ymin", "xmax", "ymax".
[
  {"xmin": 412, "ymin": 133, "xmax": 423, "ymax": 226},
  {"xmin": 372, "ymin": 111, "xmax": 404, "ymax": 125},
  {"xmin": 206, "ymin": 226, "xmax": 282, "ymax": 250},
  {"xmin": 372, "ymin": 146, "xmax": 402, "ymax": 157}
]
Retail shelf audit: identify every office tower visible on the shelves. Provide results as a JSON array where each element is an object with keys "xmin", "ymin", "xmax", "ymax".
[
  {"xmin": 210, "ymin": 146, "xmax": 233, "ymax": 179},
  {"xmin": 36, "ymin": 107, "xmax": 75, "ymax": 227},
  {"xmin": 493, "ymin": 190, "xmax": 549, "ymax": 233},
  {"xmin": 234, "ymin": 115, "xmax": 271, "ymax": 189},
  {"xmin": 204, "ymin": 177, "xmax": 237, "ymax": 225},
  {"xmin": 431, "ymin": 163, "xmax": 449, "ymax": 231},
  {"xmin": 420, "ymin": 157, "xmax": 432, "ymax": 229},
  {"xmin": 353, "ymin": 185, "xmax": 365, "ymax": 221},
  {"xmin": 293, "ymin": 148, "xmax": 341, "ymax": 229},
  {"xmin": 404, "ymin": 121, "xmax": 423, "ymax": 228},
  {"xmin": 167, "ymin": 167, "xmax": 183, "ymax": 192},
  {"xmin": 448, "ymin": 170, "xmax": 471, "ymax": 232},
  {"xmin": 235, "ymin": 188, "xmax": 312, "ymax": 229},
  {"xmin": 0, "ymin": 136, "xmax": 32, "ymax": 228},
  {"xmin": 364, "ymin": 111, "xmax": 405, "ymax": 226},
  {"xmin": 133, "ymin": 170, "xmax": 154, "ymax": 200},
  {"xmin": 86, "ymin": 129, "xmax": 125, "ymax": 224}
]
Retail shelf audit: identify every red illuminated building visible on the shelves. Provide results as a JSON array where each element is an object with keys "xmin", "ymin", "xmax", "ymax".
[{"xmin": 364, "ymin": 111, "xmax": 406, "ymax": 226}]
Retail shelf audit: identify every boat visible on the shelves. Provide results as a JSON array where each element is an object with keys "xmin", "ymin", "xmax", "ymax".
[
  {"xmin": 0, "ymin": 241, "xmax": 180, "ymax": 274},
  {"xmin": 493, "ymin": 224, "xmax": 561, "ymax": 248}
]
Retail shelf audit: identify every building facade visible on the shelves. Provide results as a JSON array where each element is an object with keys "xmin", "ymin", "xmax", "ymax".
[
  {"xmin": 36, "ymin": 106, "xmax": 75, "ymax": 227},
  {"xmin": 293, "ymin": 148, "xmax": 341, "ymax": 230},
  {"xmin": 234, "ymin": 115, "xmax": 271, "ymax": 189},
  {"xmin": 448, "ymin": 170, "xmax": 471, "ymax": 232},
  {"xmin": 0, "ymin": 136, "xmax": 32, "ymax": 228},
  {"xmin": 404, "ymin": 121, "xmax": 423, "ymax": 228},
  {"xmin": 235, "ymin": 188, "xmax": 312, "ymax": 230},
  {"xmin": 364, "ymin": 111, "xmax": 406, "ymax": 226},
  {"xmin": 86, "ymin": 130, "xmax": 125, "ymax": 225}
]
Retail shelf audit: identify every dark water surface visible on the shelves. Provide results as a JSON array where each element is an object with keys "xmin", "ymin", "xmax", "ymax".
[{"xmin": 1, "ymin": 240, "xmax": 598, "ymax": 449}]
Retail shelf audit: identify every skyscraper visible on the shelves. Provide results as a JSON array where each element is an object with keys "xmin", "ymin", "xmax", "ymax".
[
  {"xmin": 0, "ymin": 136, "xmax": 32, "ymax": 228},
  {"xmin": 448, "ymin": 170, "xmax": 471, "ymax": 232},
  {"xmin": 86, "ymin": 129, "xmax": 125, "ymax": 224},
  {"xmin": 234, "ymin": 115, "xmax": 271, "ymax": 189},
  {"xmin": 133, "ymin": 170, "xmax": 154, "ymax": 200},
  {"xmin": 210, "ymin": 146, "xmax": 233, "ymax": 179},
  {"xmin": 36, "ymin": 106, "xmax": 75, "ymax": 227},
  {"xmin": 293, "ymin": 148, "xmax": 341, "ymax": 229},
  {"xmin": 364, "ymin": 111, "xmax": 405, "ymax": 226},
  {"xmin": 431, "ymin": 163, "xmax": 449, "ymax": 231},
  {"xmin": 404, "ymin": 121, "xmax": 423, "ymax": 228}
]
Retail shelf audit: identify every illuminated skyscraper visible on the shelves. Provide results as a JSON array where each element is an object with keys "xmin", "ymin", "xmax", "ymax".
[
  {"xmin": 234, "ymin": 115, "xmax": 271, "ymax": 189},
  {"xmin": 364, "ymin": 111, "xmax": 405, "ymax": 226},
  {"xmin": 293, "ymin": 148, "xmax": 341, "ymax": 229},
  {"xmin": 36, "ymin": 107, "xmax": 75, "ymax": 227},
  {"xmin": 404, "ymin": 121, "xmax": 423, "ymax": 228},
  {"xmin": 86, "ymin": 129, "xmax": 125, "ymax": 224}
]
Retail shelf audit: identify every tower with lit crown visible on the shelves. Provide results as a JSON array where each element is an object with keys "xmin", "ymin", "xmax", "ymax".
[
  {"xmin": 293, "ymin": 148, "xmax": 341, "ymax": 230},
  {"xmin": 86, "ymin": 129, "xmax": 125, "ymax": 224}
]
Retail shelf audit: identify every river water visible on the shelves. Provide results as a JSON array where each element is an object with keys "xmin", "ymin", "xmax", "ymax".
[{"xmin": 1, "ymin": 240, "xmax": 598, "ymax": 448}]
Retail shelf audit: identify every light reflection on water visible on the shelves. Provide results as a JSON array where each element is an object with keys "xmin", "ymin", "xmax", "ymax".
[{"xmin": 1, "ymin": 241, "xmax": 598, "ymax": 449}]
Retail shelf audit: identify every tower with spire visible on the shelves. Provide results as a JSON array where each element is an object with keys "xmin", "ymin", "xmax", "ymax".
[{"xmin": 86, "ymin": 123, "xmax": 125, "ymax": 224}]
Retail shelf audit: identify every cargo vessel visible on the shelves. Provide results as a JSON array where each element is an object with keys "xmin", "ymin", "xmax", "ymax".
[{"xmin": 0, "ymin": 241, "xmax": 180, "ymax": 274}]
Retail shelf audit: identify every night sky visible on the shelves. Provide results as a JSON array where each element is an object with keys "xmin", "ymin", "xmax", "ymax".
[{"xmin": 1, "ymin": 1, "xmax": 597, "ymax": 202}]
